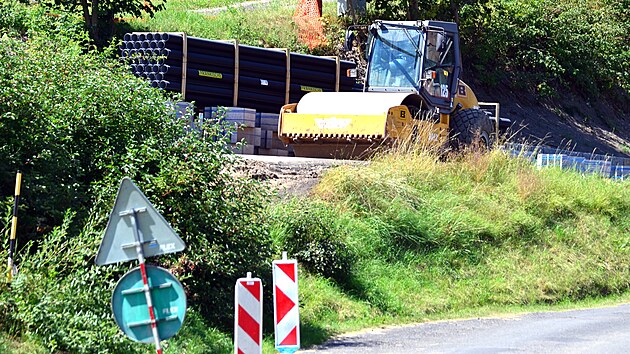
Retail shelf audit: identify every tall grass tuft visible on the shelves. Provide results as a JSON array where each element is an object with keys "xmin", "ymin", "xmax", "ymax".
[{"xmin": 296, "ymin": 147, "xmax": 630, "ymax": 334}]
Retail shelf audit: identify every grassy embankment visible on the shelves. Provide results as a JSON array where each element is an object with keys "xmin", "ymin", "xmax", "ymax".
[
  {"xmin": 125, "ymin": 0, "xmax": 343, "ymax": 52},
  {"xmin": 275, "ymin": 148, "xmax": 629, "ymax": 349},
  {"xmin": 4, "ymin": 144, "xmax": 630, "ymax": 353}
]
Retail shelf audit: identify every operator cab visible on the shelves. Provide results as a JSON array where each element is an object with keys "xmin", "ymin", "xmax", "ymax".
[{"xmin": 362, "ymin": 20, "xmax": 461, "ymax": 112}]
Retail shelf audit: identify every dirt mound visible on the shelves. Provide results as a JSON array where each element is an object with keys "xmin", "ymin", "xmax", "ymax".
[
  {"xmin": 468, "ymin": 82, "xmax": 630, "ymax": 157},
  {"xmin": 233, "ymin": 155, "xmax": 367, "ymax": 197}
]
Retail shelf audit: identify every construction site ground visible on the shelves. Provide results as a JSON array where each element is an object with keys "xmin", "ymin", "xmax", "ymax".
[
  {"xmin": 235, "ymin": 155, "xmax": 367, "ymax": 197},
  {"xmin": 211, "ymin": 1, "xmax": 630, "ymax": 190}
]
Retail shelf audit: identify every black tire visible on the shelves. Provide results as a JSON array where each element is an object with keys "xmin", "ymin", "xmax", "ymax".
[{"xmin": 449, "ymin": 108, "xmax": 495, "ymax": 150}]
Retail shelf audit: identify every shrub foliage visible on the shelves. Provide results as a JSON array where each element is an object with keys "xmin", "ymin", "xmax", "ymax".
[
  {"xmin": 270, "ymin": 199, "xmax": 354, "ymax": 284},
  {"xmin": 459, "ymin": 0, "xmax": 629, "ymax": 96},
  {"xmin": 0, "ymin": 3, "xmax": 272, "ymax": 352}
]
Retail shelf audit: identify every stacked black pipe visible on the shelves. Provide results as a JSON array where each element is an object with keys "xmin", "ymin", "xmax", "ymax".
[
  {"xmin": 288, "ymin": 52, "xmax": 358, "ymax": 102},
  {"xmin": 120, "ymin": 32, "xmax": 234, "ymax": 109},
  {"xmin": 238, "ymin": 44, "xmax": 288, "ymax": 113},
  {"xmin": 120, "ymin": 32, "xmax": 359, "ymax": 112}
]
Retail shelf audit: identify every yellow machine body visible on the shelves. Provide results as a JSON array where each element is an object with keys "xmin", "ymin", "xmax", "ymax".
[{"xmin": 278, "ymin": 81, "xmax": 480, "ymax": 158}]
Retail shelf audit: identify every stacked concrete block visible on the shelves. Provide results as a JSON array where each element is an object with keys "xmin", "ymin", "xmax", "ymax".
[
  {"xmin": 229, "ymin": 144, "xmax": 258, "ymax": 155},
  {"xmin": 258, "ymin": 148, "xmax": 291, "ymax": 156},
  {"xmin": 199, "ymin": 106, "xmax": 292, "ymax": 156},
  {"xmin": 231, "ymin": 127, "xmax": 262, "ymax": 146},
  {"xmin": 211, "ymin": 107, "xmax": 257, "ymax": 128},
  {"xmin": 261, "ymin": 130, "xmax": 274, "ymax": 149},
  {"xmin": 256, "ymin": 112, "xmax": 292, "ymax": 156},
  {"xmin": 200, "ymin": 107, "xmax": 259, "ymax": 154},
  {"xmin": 258, "ymin": 113, "xmax": 280, "ymax": 131},
  {"xmin": 271, "ymin": 133, "xmax": 289, "ymax": 150}
]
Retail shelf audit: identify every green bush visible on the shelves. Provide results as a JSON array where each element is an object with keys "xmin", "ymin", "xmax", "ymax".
[
  {"xmin": 0, "ymin": 0, "xmax": 28, "ymax": 35},
  {"xmin": 109, "ymin": 116, "xmax": 274, "ymax": 328},
  {"xmin": 0, "ymin": 3, "xmax": 274, "ymax": 351},
  {"xmin": 8, "ymin": 208, "xmax": 234, "ymax": 353},
  {"xmin": 9, "ymin": 211, "xmax": 138, "ymax": 353},
  {"xmin": 0, "ymin": 19, "xmax": 176, "ymax": 242},
  {"xmin": 0, "ymin": 1, "xmax": 88, "ymax": 42},
  {"xmin": 270, "ymin": 199, "xmax": 354, "ymax": 284},
  {"xmin": 459, "ymin": 0, "xmax": 629, "ymax": 96}
]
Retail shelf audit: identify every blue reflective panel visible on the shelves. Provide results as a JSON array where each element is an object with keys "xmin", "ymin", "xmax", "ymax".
[{"xmin": 112, "ymin": 265, "xmax": 187, "ymax": 343}]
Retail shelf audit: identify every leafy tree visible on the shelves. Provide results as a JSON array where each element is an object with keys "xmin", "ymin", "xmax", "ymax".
[
  {"xmin": 43, "ymin": 0, "xmax": 165, "ymax": 43},
  {"xmin": 366, "ymin": 0, "xmax": 488, "ymax": 22},
  {"xmin": 459, "ymin": 0, "xmax": 629, "ymax": 97}
]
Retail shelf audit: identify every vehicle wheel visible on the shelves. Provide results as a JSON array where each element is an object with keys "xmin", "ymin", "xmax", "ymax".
[
  {"xmin": 449, "ymin": 108, "xmax": 495, "ymax": 150},
  {"xmin": 406, "ymin": 105, "xmax": 420, "ymax": 120}
]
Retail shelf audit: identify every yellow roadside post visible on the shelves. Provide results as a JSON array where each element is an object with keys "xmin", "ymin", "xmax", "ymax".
[{"xmin": 7, "ymin": 171, "xmax": 22, "ymax": 283}]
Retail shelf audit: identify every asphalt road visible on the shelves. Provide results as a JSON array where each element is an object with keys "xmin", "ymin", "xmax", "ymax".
[{"xmin": 301, "ymin": 303, "xmax": 630, "ymax": 354}]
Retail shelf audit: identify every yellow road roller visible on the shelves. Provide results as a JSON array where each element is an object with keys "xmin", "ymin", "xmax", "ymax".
[{"xmin": 278, "ymin": 20, "xmax": 509, "ymax": 158}]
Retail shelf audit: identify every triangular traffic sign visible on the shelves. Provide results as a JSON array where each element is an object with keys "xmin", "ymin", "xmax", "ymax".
[{"xmin": 95, "ymin": 177, "xmax": 185, "ymax": 266}]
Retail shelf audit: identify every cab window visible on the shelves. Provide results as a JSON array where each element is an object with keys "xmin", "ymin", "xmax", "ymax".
[
  {"xmin": 422, "ymin": 31, "xmax": 455, "ymax": 100},
  {"xmin": 367, "ymin": 29, "xmax": 421, "ymax": 89}
]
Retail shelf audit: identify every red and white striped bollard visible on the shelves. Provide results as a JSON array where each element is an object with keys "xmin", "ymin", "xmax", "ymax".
[
  {"xmin": 234, "ymin": 272, "xmax": 263, "ymax": 354},
  {"xmin": 273, "ymin": 252, "xmax": 300, "ymax": 353}
]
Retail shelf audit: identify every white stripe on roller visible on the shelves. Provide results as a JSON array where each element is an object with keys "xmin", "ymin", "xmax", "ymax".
[
  {"xmin": 237, "ymin": 281, "xmax": 261, "ymax": 320},
  {"xmin": 296, "ymin": 92, "xmax": 417, "ymax": 115},
  {"xmin": 273, "ymin": 266, "xmax": 298, "ymax": 304},
  {"xmin": 275, "ymin": 306, "xmax": 299, "ymax": 344},
  {"xmin": 237, "ymin": 326, "xmax": 260, "ymax": 354}
]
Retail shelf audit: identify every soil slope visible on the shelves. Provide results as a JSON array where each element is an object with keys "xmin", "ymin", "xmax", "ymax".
[{"xmin": 473, "ymin": 83, "xmax": 630, "ymax": 157}]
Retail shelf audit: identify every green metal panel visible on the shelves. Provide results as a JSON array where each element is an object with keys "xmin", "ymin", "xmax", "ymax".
[{"xmin": 112, "ymin": 265, "xmax": 187, "ymax": 343}]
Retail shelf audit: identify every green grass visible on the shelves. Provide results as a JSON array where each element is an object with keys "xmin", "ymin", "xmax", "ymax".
[
  {"xmin": 269, "ymin": 149, "xmax": 630, "ymax": 347},
  {"xmin": 161, "ymin": 310, "xmax": 233, "ymax": 353},
  {"xmin": 125, "ymin": 0, "xmax": 344, "ymax": 52},
  {"xmin": 159, "ymin": 0, "xmax": 244, "ymax": 11},
  {"xmin": 0, "ymin": 334, "xmax": 47, "ymax": 354}
]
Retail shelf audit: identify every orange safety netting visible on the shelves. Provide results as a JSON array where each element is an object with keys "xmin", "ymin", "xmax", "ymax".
[{"xmin": 294, "ymin": 0, "xmax": 326, "ymax": 49}]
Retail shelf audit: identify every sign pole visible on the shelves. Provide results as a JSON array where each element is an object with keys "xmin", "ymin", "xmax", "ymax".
[
  {"xmin": 96, "ymin": 178, "xmax": 187, "ymax": 348},
  {"xmin": 121, "ymin": 207, "xmax": 163, "ymax": 354}
]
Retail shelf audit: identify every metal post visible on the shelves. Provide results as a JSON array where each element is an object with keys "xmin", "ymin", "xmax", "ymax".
[
  {"xmin": 181, "ymin": 32, "xmax": 188, "ymax": 101},
  {"xmin": 121, "ymin": 207, "xmax": 163, "ymax": 354},
  {"xmin": 7, "ymin": 171, "xmax": 22, "ymax": 283},
  {"xmin": 285, "ymin": 48, "xmax": 291, "ymax": 105},
  {"xmin": 233, "ymin": 39, "xmax": 240, "ymax": 107}
]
